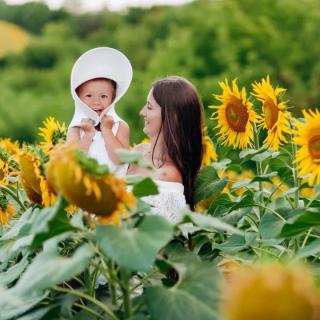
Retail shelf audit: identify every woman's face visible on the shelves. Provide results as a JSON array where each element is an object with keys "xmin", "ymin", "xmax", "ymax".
[{"xmin": 140, "ymin": 89, "xmax": 162, "ymax": 138}]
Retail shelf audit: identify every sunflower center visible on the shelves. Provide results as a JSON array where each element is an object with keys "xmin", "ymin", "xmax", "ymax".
[
  {"xmin": 52, "ymin": 130, "xmax": 66, "ymax": 145},
  {"xmin": 308, "ymin": 135, "xmax": 320, "ymax": 160},
  {"xmin": 226, "ymin": 99, "xmax": 249, "ymax": 132},
  {"xmin": 264, "ymin": 99, "xmax": 279, "ymax": 130}
]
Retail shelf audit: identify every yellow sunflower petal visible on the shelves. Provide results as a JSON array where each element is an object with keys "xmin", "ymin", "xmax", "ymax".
[
  {"xmin": 293, "ymin": 108, "xmax": 320, "ymax": 186},
  {"xmin": 210, "ymin": 79, "xmax": 258, "ymax": 149},
  {"xmin": 252, "ymin": 76, "xmax": 291, "ymax": 151}
]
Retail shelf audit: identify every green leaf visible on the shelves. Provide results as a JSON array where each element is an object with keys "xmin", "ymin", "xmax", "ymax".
[
  {"xmin": 145, "ymin": 252, "xmax": 221, "ymax": 320},
  {"xmin": 259, "ymin": 213, "xmax": 286, "ymax": 239},
  {"xmin": 228, "ymin": 191, "xmax": 254, "ymax": 212},
  {"xmin": 269, "ymin": 158, "xmax": 291, "ymax": 171},
  {"xmin": 0, "ymin": 255, "xmax": 29, "ymax": 286},
  {"xmin": 17, "ymin": 306, "xmax": 55, "ymax": 320},
  {"xmin": 207, "ymin": 193, "xmax": 233, "ymax": 216},
  {"xmin": 0, "ymin": 207, "xmax": 36, "ymax": 241},
  {"xmin": 251, "ymin": 150, "xmax": 278, "ymax": 162},
  {"xmin": 182, "ymin": 211, "xmax": 243, "ymax": 235},
  {"xmin": 97, "ymin": 215, "xmax": 174, "ymax": 272},
  {"xmin": 132, "ymin": 177, "xmax": 159, "ymax": 197},
  {"xmin": 116, "ymin": 149, "xmax": 153, "ymax": 169},
  {"xmin": 0, "ymin": 208, "xmax": 38, "ymax": 262},
  {"xmin": 294, "ymin": 239, "xmax": 320, "ymax": 260},
  {"xmin": 194, "ymin": 166, "xmax": 228, "ymax": 203},
  {"xmin": 251, "ymin": 172, "xmax": 277, "ymax": 183},
  {"xmin": 13, "ymin": 242, "xmax": 94, "ymax": 296},
  {"xmin": 74, "ymin": 149, "xmax": 109, "ymax": 176},
  {"xmin": 212, "ymin": 158, "xmax": 231, "ymax": 171},
  {"xmin": 0, "ymin": 286, "xmax": 47, "ymax": 320},
  {"xmin": 281, "ymin": 187, "xmax": 299, "ymax": 197},
  {"xmin": 216, "ymin": 232, "xmax": 257, "ymax": 253},
  {"xmin": 279, "ymin": 212, "xmax": 320, "ymax": 237},
  {"xmin": 30, "ymin": 196, "xmax": 76, "ymax": 248}
]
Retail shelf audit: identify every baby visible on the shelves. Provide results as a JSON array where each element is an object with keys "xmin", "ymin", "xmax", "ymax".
[{"xmin": 67, "ymin": 47, "xmax": 132, "ymax": 171}]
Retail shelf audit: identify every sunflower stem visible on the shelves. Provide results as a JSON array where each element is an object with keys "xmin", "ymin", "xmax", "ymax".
[
  {"xmin": 92, "ymin": 243, "xmax": 118, "ymax": 306},
  {"xmin": 73, "ymin": 302, "xmax": 105, "ymax": 320},
  {"xmin": 53, "ymin": 286, "xmax": 118, "ymax": 320},
  {"xmin": 120, "ymin": 270, "xmax": 132, "ymax": 318},
  {"xmin": 0, "ymin": 185, "xmax": 27, "ymax": 211},
  {"xmin": 253, "ymin": 124, "xmax": 263, "ymax": 218},
  {"xmin": 302, "ymin": 228, "xmax": 312, "ymax": 248},
  {"xmin": 292, "ymin": 139, "xmax": 300, "ymax": 209},
  {"xmin": 108, "ymin": 260, "xmax": 117, "ymax": 306}
]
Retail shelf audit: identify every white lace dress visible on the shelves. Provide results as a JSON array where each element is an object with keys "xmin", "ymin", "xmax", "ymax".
[{"xmin": 141, "ymin": 179, "xmax": 187, "ymax": 223}]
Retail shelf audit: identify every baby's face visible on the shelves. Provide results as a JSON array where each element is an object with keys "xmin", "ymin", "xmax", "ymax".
[{"xmin": 77, "ymin": 79, "xmax": 115, "ymax": 116}]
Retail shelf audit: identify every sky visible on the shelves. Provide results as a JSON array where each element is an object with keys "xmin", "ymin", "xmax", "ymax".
[{"xmin": 4, "ymin": 0, "xmax": 192, "ymax": 11}]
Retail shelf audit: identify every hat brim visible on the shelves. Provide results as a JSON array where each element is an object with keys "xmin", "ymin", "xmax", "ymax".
[{"xmin": 71, "ymin": 47, "xmax": 132, "ymax": 104}]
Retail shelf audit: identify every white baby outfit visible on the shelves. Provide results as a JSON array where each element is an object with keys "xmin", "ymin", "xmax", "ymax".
[{"xmin": 68, "ymin": 47, "xmax": 133, "ymax": 171}]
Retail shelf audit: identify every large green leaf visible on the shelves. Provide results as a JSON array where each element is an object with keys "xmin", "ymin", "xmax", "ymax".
[
  {"xmin": 0, "ymin": 255, "xmax": 29, "ymax": 286},
  {"xmin": 207, "ymin": 193, "xmax": 232, "ymax": 216},
  {"xmin": 117, "ymin": 149, "xmax": 153, "ymax": 169},
  {"xmin": 13, "ymin": 242, "xmax": 94, "ymax": 296},
  {"xmin": 30, "ymin": 196, "xmax": 76, "ymax": 248},
  {"xmin": 0, "ymin": 286, "xmax": 47, "ymax": 320},
  {"xmin": 0, "ymin": 207, "xmax": 38, "ymax": 262},
  {"xmin": 216, "ymin": 232, "xmax": 257, "ymax": 253},
  {"xmin": 97, "ymin": 215, "xmax": 173, "ymax": 272},
  {"xmin": 259, "ymin": 212, "xmax": 286, "ymax": 239},
  {"xmin": 294, "ymin": 239, "xmax": 320, "ymax": 260},
  {"xmin": 194, "ymin": 166, "xmax": 228, "ymax": 203},
  {"xmin": 0, "ymin": 197, "xmax": 75, "ymax": 262},
  {"xmin": 279, "ymin": 211, "xmax": 320, "ymax": 237},
  {"xmin": 132, "ymin": 177, "xmax": 159, "ymax": 197},
  {"xmin": 145, "ymin": 252, "xmax": 221, "ymax": 320},
  {"xmin": 181, "ymin": 211, "xmax": 243, "ymax": 235}
]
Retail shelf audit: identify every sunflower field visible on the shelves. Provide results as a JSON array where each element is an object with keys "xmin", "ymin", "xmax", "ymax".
[{"xmin": 1, "ymin": 76, "xmax": 320, "ymax": 319}]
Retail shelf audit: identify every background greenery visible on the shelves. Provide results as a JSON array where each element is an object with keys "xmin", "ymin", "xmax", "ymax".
[{"xmin": 1, "ymin": 0, "xmax": 320, "ymax": 143}]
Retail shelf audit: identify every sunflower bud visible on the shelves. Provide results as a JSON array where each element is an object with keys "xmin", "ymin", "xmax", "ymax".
[
  {"xmin": 19, "ymin": 151, "xmax": 42, "ymax": 196},
  {"xmin": 49, "ymin": 143, "xmax": 135, "ymax": 224},
  {"xmin": 19, "ymin": 147, "xmax": 55, "ymax": 207}
]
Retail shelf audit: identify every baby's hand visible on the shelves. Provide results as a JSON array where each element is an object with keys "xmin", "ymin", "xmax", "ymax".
[
  {"xmin": 80, "ymin": 118, "xmax": 95, "ymax": 135},
  {"xmin": 101, "ymin": 115, "xmax": 115, "ymax": 131}
]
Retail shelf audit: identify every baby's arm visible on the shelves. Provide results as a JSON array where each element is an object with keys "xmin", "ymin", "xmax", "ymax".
[
  {"xmin": 101, "ymin": 116, "xmax": 130, "ymax": 165},
  {"xmin": 67, "ymin": 119, "xmax": 95, "ymax": 152},
  {"xmin": 67, "ymin": 126, "xmax": 80, "ymax": 142}
]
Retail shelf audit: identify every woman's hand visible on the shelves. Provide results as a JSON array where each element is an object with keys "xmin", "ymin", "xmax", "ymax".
[{"xmin": 101, "ymin": 115, "xmax": 115, "ymax": 131}]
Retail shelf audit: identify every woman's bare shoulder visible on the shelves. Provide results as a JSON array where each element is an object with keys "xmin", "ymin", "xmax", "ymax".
[
  {"xmin": 156, "ymin": 163, "xmax": 182, "ymax": 183},
  {"xmin": 133, "ymin": 143, "xmax": 149, "ymax": 152}
]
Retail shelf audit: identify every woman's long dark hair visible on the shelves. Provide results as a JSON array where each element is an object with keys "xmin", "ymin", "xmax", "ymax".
[{"xmin": 152, "ymin": 76, "xmax": 204, "ymax": 210}]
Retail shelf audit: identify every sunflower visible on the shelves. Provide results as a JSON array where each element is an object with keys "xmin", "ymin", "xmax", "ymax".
[
  {"xmin": 0, "ymin": 148, "xmax": 10, "ymax": 185},
  {"xmin": 48, "ymin": 143, "xmax": 136, "ymax": 225},
  {"xmin": 293, "ymin": 109, "xmax": 320, "ymax": 186},
  {"xmin": 209, "ymin": 79, "xmax": 259, "ymax": 149},
  {"xmin": 0, "ymin": 145, "xmax": 20, "ymax": 186},
  {"xmin": 19, "ymin": 146, "xmax": 56, "ymax": 207},
  {"xmin": 38, "ymin": 117, "xmax": 67, "ymax": 153},
  {"xmin": 252, "ymin": 76, "xmax": 291, "ymax": 150},
  {"xmin": 0, "ymin": 193, "xmax": 16, "ymax": 225},
  {"xmin": 0, "ymin": 138, "xmax": 20, "ymax": 156},
  {"xmin": 221, "ymin": 263, "xmax": 320, "ymax": 320},
  {"xmin": 202, "ymin": 128, "xmax": 217, "ymax": 167}
]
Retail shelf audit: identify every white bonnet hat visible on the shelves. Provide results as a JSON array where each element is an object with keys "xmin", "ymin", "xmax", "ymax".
[{"xmin": 70, "ymin": 47, "xmax": 133, "ymax": 126}]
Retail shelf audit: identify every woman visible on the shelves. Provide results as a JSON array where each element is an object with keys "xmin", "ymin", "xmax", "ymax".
[{"xmin": 127, "ymin": 76, "xmax": 204, "ymax": 223}]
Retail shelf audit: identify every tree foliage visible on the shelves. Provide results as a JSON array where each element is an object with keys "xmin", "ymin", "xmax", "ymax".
[{"xmin": 1, "ymin": 0, "xmax": 320, "ymax": 143}]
